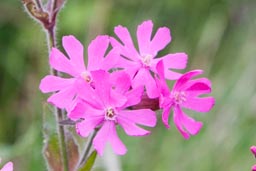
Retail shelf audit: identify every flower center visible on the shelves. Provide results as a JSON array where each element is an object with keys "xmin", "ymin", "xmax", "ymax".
[
  {"xmin": 141, "ymin": 54, "xmax": 153, "ymax": 67},
  {"xmin": 80, "ymin": 71, "xmax": 92, "ymax": 83},
  {"xmin": 171, "ymin": 91, "xmax": 187, "ymax": 104},
  {"xmin": 105, "ymin": 108, "xmax": 117, "ymax": 121}
]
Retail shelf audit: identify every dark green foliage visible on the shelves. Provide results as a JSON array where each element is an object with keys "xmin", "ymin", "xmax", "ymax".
[{"xmin": 78, "ymin": 150, "xmax": 97, "ymax": 171}]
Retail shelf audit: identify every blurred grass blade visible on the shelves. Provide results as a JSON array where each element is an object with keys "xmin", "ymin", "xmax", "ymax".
[{"xmin": 79, "ymin": 150, "xmax": 97, "ymax": 171}]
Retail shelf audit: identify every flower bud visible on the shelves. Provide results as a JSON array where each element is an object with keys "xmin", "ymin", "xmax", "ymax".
[{"xmin": 131, "ymin": 92, "xmax": 159, "ymax": 111}]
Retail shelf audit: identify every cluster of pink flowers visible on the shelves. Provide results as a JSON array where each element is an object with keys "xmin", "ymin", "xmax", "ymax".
[
  {"xmin": 40, "ymin": 20, "xmax": 215, "ymax": 156},
  {"xmin": 0, "ymin": 159, "xmax": 13, "ymax": 171}
]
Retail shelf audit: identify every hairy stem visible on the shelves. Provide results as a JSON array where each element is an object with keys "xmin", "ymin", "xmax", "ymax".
[
  {"xmin": 47, "ymin": 24, "xmax": 69, "ymax": 171},
  {"xmin": 22, "ymin": 0, "xmax": 69, "ymax": 170},
  {"xmin": 76, "ymin": 129, "xmax": 98, "ymax": 170}
]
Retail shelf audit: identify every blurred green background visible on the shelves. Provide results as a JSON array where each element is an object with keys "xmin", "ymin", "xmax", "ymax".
[{"xmin": 1, "ymin": 0, "xmax": 256, "ymax": 170}]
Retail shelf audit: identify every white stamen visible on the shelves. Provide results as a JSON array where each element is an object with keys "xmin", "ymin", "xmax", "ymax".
[
  {"xmin": 172, "ymin": 91, "xmax": 187, "ymax": 104},
  {"xmin": 105, "ymin": 108, "xmax": 117, "ymax": 121},
  {"xmin": 141, "ymin": 54, "xmax": 153, "ymax": 67},
  {"xmin": 80, "ymin": 71, "xmax": 92, "ymax": 83}
]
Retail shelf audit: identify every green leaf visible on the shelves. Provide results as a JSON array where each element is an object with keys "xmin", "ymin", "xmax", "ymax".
[
  {"xmin": 66, "ymin": 132, "xmax": 79, "ymax": 171},
  {"xmin": 79, "ymin": 150, "xmax": 97, "ymax": 171},
  {"xmin": 42, "ymin": 103, "xmax": 62, "ymax": 171},
  {"xmin": 42, "ymin": 103, "xmax": 79, "ymax": 171},
  {"xmin": 43, "ymin": 133, "xmax": 63, "ymax": 171},
  {"xmin": 43, "ymin": 131, "xmax": 80, "ymax": 171}
]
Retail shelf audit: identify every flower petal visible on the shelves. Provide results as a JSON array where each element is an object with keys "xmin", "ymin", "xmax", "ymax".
[
  {"xmin": 161, "ymin": 53, "xmax": 188, "ymax": 69},
  {"xmin": 105, "ymin": 43, "xmax": 140, "ymax": 76},
  {"xmin": 118, "ymin": 108, "xmax": 156, "ymax": 137},
  {"xmin": 75, "ymin": 79, "xmax": 103, "ymax": 108},
  {"xmin": 173, "ymin": 70, "xmax": 203, "ymax": 90},
  {"xmin": 119, "ymin": 109, "xmax": 157, "ymax": 127},
  {"xmin": 184, "ymin": 78, "xmax": 212, "ymax": 96},
  {"xmin": 156, "ymin": 53, "xmax": 188, "ymax": 80},
  {"xmin": 87, "ymin": 35, "xmax": 109, "ymax": 71},
  {"xmin": 39, "ymin": 75, "xmax": 75, "ymax": 93},
  {"xmin": 143, "ymin": 71, "xmax": 159, "ymax": 98},
  {"xmin": 173, "ymin": 106, "xmax": 203, "ymax": 139},
  {"xmin": 62, "ymin": 35, "xmax": 86, "ymax": 73},
  {"xmin": 91, "ymin": 70, "xmax": 111, "ymax": 106},
  {"xmin": 155, "ymin": 60, "xmax": 171, "ymax": 96},
  {"xmin": 110, "ymin": 90, "xmax": 127, "ymax": 108},
  {"xmin": 164, "ymin": 70, "xmax": 183, "ymax": 80},
  {"xmin": 108, "ymin": 122, "xmax": 127, "ymax": 155},
  {"xmin": 118, "ymin": 116, "xmax": 150, "ymax": 136},
  {"xmin": 68, "ymin": 100, "xmax": 103, "ymax": 120},
  {"xmin": 137, "ymin": 20, "xmax": 153, "ymax": 55},
  {"xmin": 182, "ymin": 96, "xmax": 215, "ymax": 112},
  {"xmin": 49, "ymin": 48, "xmax": 78, "ymax": 76},
  {"xmin": 114, "ymin": 26, "xmax": 133, "ymax": 48},
  {"xmin": 47, "ymin": 87, "xmax": 76, "ymax": 109},
  {"xmin": 93, "ymin": 122, "xmax": 109, "ymax": 156},
  {"xmin": 93, "ymin": 121, "xmax": 127, "ymax": 156},
  {"xmin": 161, "ymin": 104, "xmax": 172, "ymax": 129},
  {"xmin": 100, "ymin": 47, "xmax": 120, "ymax": 71},
  {"xmin": 113, "ymin": 26, "xmax": 140, "ymax": 61},
  {"xmin": 110, "ymin": 38, "xmax": 141, "ymax": 77},
  {"xmin": 150, "ymin": 26, "xmax": 171, "ymax": 54},
  {"xmin": 252, "ymin": 165, "xmax": 256, "ymax": 171},
  {"xmin": 67, "ymin": 100, "xmax": 86, "ymax": 120},
  {"xmin": 250, "ymin": 146, "xmax": 256, "ymax": 157},
  {"xmin": 110, "ymin": 71, "xmax": 131, "ymax": 94},
  {"xmin": 76, "ymin": 116, "xmax": 103, "ymax": 137},
  {"xmin": 133, "ymin": 68, "xmax": 159, "ymax": 98},
  {"xmin": 1, "ymin": 162, "xmax": 13, "ymax": 171},
  {"xmin": 124, "ymin": 86, "xmax": 144, "ymax": 107},
  {"xmin": 90, "ymin": 70, "xmax": 128, "ymax": 108}
]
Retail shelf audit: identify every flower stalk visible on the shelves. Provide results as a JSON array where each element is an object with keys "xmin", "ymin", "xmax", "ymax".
[
  {"xmin": 22, "ymin": 0, "xmax": 69, "ymax": 171},
  {"xmin": 45, "ymin": 9, "xmax": 70, "ymax": 171},
  {"xmin": 47, "ymin": 26, "xmax": 69, "ymax": 171}
]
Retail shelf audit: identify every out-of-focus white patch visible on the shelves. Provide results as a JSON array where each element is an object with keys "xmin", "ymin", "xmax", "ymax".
[{"xmin": 103, "ymin": 144, "xmax": 122, "ymax": 171}]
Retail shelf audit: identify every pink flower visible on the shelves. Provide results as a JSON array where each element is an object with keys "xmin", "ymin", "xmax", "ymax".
[
  {"xmin": 252, "ymin": 165, "xmax": 256, "ymax": 171},
  {"xmin": 0, "ymin": 159, "xmax": 13, "ymax": 171},
  {"xmin": 251, "ymin": 146, "xmax": 256, "ymax": 157},
  {"xmin": 68, "ymin": 70, "xmax": 157, "ymax": 156},
  {"xmin": 39, "ymin": 35, "xmax": 119, "ymax": 109},
  {"xmin": 111, "ymin": 20, "xmax": 187, "ymax": 98},
  {"xmin": 156, "ymin": 61, "xmax": 215, "ymax": 139}
]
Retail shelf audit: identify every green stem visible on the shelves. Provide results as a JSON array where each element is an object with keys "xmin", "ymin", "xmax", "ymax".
[
  {"xmin": 47, "ymin": 23, "xmax": 69, "ymax": 171},
  {"xmin": 22, "ymin": 0, "xmax": 68, "ymax": 170},
  {"xmin": 76, "ymin": 129, "xmax": 98, "ymax": 170}
]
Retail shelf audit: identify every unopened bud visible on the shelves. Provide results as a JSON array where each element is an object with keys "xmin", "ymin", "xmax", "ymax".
[{"xmin": 22, "ymin": 0, "xmax": 49, "ymax": 26}]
